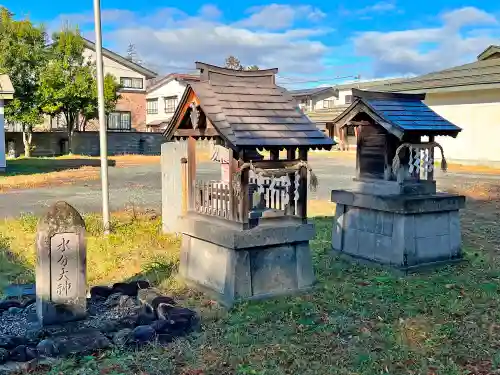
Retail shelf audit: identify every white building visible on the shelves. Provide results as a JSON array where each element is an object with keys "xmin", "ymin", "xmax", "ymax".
[
  {"xmin": 0, "ymin": 74, "xmax": 15, "ymax": 172},
  {"xmin": 375, "ymin": 45, "xmax": 500, "ymax": 165},
  {"xmin": 145, "ymin": 73, "xmax": 200, "ymax": 132}
]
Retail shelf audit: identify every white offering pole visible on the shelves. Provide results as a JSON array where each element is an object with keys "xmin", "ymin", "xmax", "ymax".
[{"xmin": 93, "ymin": 0, "xmax": 111, "ymax": 234}]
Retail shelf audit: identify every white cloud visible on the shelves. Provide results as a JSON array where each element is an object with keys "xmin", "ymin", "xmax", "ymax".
[
  {"xmin": 52, "ymin": 4, "xmax": 332, "ymax": 76},
  {"xmin": 341, "ymin": 1, "xmax": 400, "ymax": 17},
  {"xmin": 236, "ymin": 4, "xmax": 326, "ymax": 30},
  {"xmin": 353, "ymin": 6, "xmax": 500, "ymax": 77},
  {"xmin": 441, "ymin": 7, "xmax": 497, "ymax": 28}
]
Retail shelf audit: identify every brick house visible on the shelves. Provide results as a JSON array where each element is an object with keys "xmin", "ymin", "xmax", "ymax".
[{"xmin": 40, "ymin": 38, "xmax": 158, "ymax": 133}]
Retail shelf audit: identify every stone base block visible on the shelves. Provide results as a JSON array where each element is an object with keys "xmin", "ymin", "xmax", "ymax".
[
  {"xmin": 351, "ymin": 178, "xmax": 436, "ymax": 196},
  {"xmin": 179, "ymin": 213, "xmax": 316, "ymax": 307},
  {"xmin": 331, "ymin": 190, "xmax": 466, "ymax": 273}
]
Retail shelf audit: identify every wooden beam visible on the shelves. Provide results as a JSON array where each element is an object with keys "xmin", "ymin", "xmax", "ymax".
[
  {"xmin": 180, "ymin": 157, "xmax": 188, "ymax": 215},
  {"xmin": 297, "ymin": 148, "xmax": 308, "ymax": 221},
  {"xmin": 187, "ymin": 137, "xmax": 197, "ymax": 210},
  {"xmin": 286, "ymin": 148, "xmax": 296, "ymax": 216},
  {"xmin": 428, "ymin": 135, "xmax": 435, "ymax": 181},
  {"xmin": 350, "ymin": 120, "xmax": 371, "ymax": 126},
  {"xmin": 251, "ymin": 160, "xmax": 302, "ymax": 169},
  {"xmin": 174, "ymin": 128, "xmax": 219, "ymax": 137},
  {"xmin": 269, "ymin": 149, "xmax": 279, "ymax": 160}
]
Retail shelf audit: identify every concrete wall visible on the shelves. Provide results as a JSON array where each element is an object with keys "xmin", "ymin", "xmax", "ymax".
[
  {"xmin": 0, "ymin": 100, "xmax": 5, "ymax": 171},
  {"xmin": 426, "ymin": 88, "xmax": 500, "ymax": 164},
  {"xmin": 146, "ymin": 79, "xmax": 188, "ymax": 125},
  {"xmin": 4, "ymin": 131, "xmax": 165, "ymax": 157}
]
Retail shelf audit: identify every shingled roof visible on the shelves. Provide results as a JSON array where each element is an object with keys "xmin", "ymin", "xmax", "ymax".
[
  {"xmin": 332, "ymin": 89, "xmax": 461, "ymax": 138},
  {"xmin": 164, "ymin": 62, "xmax": 334, "ymax": 150}
]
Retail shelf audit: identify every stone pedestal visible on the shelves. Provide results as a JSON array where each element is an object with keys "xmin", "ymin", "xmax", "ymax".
[
  {"xmin": 331, "ymin": 190, "xmax": 466, "ymax": 273},
  {"xmin": 179, "ymin": 213, "xmax": 316, "ymax": 307}
]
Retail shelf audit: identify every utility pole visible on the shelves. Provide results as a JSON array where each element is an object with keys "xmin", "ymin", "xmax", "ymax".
[{"xmin": 93, "ymin": 0, "xmax": 111, "ymax": 234}]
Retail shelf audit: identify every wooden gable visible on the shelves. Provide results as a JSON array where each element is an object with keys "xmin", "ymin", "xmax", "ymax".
[{"xmin": 170, "ymin": 87, "xmax": 219, "ymax": 139}]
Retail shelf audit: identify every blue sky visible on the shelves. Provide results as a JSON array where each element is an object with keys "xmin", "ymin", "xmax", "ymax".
[{"xmin": 4, "ymin": 0, "xmax": 500, "ymax": 88}]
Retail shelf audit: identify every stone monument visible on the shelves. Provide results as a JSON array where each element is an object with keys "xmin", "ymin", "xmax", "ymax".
[
  {"xmin": 36, "ymin": 201, "xmax": 87, "ymax": 325},
  {"xmin": 330, "ymin": 89, "xmax": 465, "ymax": 273}
]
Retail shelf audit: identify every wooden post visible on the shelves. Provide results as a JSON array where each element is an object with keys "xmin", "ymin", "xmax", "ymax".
[
  {"xmin": 238, "ymin": 150, "xmax": 250, "ymax": 225},
  {"xmin": 180, "ymin": 157, "xmax": 188, "ymax": 215},
  {"xmin": 286, "ymin": 148, "xmax": 296, "ymax": 216},
  {"xmin": 297, "ymin": 148, "xmax": 308, "ymax": 221},
  {"xmin": 428, "ymin": 135, "xmax": 435, "ymax": 181},
  {"xmin": 270, "ymin": 149, "xmax": 279, "ymax": 161},
  {"xmin": 187, "ymin": 137, "xmax": 196, "ymax": 210},
  {"xmin": 355, "ymin": 126, "xmax": 362, "ymax": 179},
  {"xmin": 228, "ymin": 149, "xmax": 238, "ymax": 221}
]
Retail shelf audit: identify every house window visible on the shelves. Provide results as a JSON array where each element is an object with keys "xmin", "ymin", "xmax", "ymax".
[
  {"xmin": 108, "ymin": 111, "xmax": 131, "ymax": 131},
  {"xmin": 164, "ymin": 96, "xmax": 178, "ymax": 113},
  {"xmin": 120, "ymin": 77, "xmax": 144, "ymax": 89},
  {"xmin": 345, "ymin": 95, "xmax": 353, "ymax": 104},
  {"xmin": 147, "ymin": 99, "xmax": 158, "ymax": 114},
  {"xmin": 323, "ymin": 100, "xmax": 334, "ymax": 109}
]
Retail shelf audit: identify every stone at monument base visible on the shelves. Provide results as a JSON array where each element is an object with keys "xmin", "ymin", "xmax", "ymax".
[
  {"xmin": 331, "ymin": 190, "xmax": 466, "ymax": 273},
  {"xmin": 179, "ymin": 213, "xmax": 316, "ymax": 307}
]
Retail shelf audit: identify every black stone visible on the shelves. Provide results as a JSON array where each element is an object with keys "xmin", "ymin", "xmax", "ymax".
[
  {"xmin": 0, "ymin": 300, "xmax": 22, "ymax": 311},
  {"xmin": 112, "ymin": 282, "xmax": 138, "ymax": 297},
  {"xmin": 132, "ymin": 326, "xmax": 156, "ymax": 343},
  {"xmin": 25, "ymin": 328, "xmax": 48, "ymax": 344},
  {"xmin": 36, "ymin": 339, "xmax": 60, "ymax": 358},
  {"xmin": 0, "ymin": 348, "xmax": 8, "ymax": 364},
  {"xmin": 150, "ymin": 320, "xmax": 171, "ymax": 334},
  {"xmin": 7, "ymin": 307, "xmax": 24, "ymax": 314},
  {"xmin": 94, "ymin": 320, "xmax": 119, "ymax": 334},
  {"xmin": 0, "ymin": 336, "xmax": 28, "ymax": 350},
  {"xmin": 136, "ymin": 305, "xmax": 156, "ymax": 326},
  {"xmin": 9, "ymin": 345, "xmax": 38, "ymax": 362},
  {"xmin": 151, "ymin": 296, "xmax": 176, "ymax": 310},
  {"xmin": 116, "ymin": 317, "xmax": 136, "ymax": 330},
  {"xmin": 90, "ymin": 286, "xmax": 114, "ymax": 299},
  {"xmin": 50, "ymin": 330, "xmax": 111, "ymax": 357},
  {"xmin": 21, "ymin": 298, "xmax": 36, "ymax": 308},
  {"xmin": 157, "ymin": 334, "xmax": 175, "ymax": 345},
  {"xmin": 159, "ymin": 305, "xmax": 196, "ymax": 322},
  {"xmin": 136, "ymin": 280, "xmax": 151, "ymax": 290},
  {"xmin": 113, "ymin": 329, "xmax": 133, "ymax": 347}
]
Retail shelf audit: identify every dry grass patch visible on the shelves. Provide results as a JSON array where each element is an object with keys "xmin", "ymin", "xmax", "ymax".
[{"xmin": 1, "ymin": 192, "xmax": 500, "ymax": 375}]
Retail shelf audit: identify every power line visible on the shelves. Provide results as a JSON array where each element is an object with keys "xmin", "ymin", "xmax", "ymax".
[{"xmin": 277, "ymin": 74, "xmax": 360, "ymax": 84}]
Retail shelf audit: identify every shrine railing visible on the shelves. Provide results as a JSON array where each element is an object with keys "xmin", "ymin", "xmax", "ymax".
[
  {"xmin": 248, "ymin": 170, "xmax": 299, "ymax": 213},
  {"xmin": 193, "ymin": 181, "xmax": 231, "ymax": 220},
  {"xmin": 189, "ymin": 159, "xmax": 313, "ymax": 226},
  {"xmin": 391, "ymin": 142, "xmax": 447, "ymax": 182}
]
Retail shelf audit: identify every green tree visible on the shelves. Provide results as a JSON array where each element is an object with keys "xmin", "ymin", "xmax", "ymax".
[
  {"xmin": 39, "ymin": 28, "xmax": 120, "ymax": 153},
  {"xmin": 225, "ymin": 55, "xmax": 243, "ymax": 70},
  {"xmin": 224, "ymin": 56, "xmax": 259, "ymax": 71},
  {"xmin": 0, "ymin": 7, "xmax": 48, "ymax": 157}
]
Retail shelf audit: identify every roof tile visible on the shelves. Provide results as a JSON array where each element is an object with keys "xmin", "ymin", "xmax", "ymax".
[{"xmin": 165, "ymin": 63, "xmax": 334, "ymax": 149}]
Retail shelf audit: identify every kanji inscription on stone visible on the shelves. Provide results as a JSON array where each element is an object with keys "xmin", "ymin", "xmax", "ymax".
[
  {"xmin": 50, "ymin": 233, "xmax": 78, "ymax": 302},
  {"xmin": 36, "ymin": 201, "xmax": 87, "ymax": 326}
]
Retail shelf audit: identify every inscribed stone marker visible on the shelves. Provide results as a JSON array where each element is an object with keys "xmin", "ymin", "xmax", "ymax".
[{"xmin": 36, "ymin": 201, "xmax": 87, "ymax": 326}]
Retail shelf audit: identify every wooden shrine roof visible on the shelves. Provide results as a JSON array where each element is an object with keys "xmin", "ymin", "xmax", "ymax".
[
  {"xmin": 164, "ymin": 62, "xmax": 334, "ymax": 150},
  {"xmin": 332, "ymin": 89, "xmax": 462, "ymax": 138}
]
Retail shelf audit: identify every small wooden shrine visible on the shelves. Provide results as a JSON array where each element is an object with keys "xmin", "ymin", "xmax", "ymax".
[
  {"xmin": 162, "ymin": 62, "xmax": 333, "ymax": 306},
  {"xmin": 330, "ymin": 89, "xmax": 466, "ymax": 272}
]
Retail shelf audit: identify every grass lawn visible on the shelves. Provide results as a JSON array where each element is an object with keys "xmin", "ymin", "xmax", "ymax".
[{"xmin": 0, "ymin": 192, "xmax": 500, "ymax": 375}]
